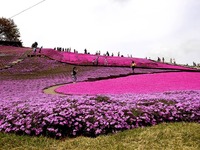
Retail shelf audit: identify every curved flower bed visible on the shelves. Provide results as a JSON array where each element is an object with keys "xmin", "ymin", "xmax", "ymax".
[{"xmin": 56, "ymin": 72, "xmax": 200, "ymax": 95}]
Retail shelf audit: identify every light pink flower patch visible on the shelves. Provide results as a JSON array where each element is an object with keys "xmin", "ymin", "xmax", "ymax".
[{"xmin": 56, "ymin": 72, "xmax": 200, "ymax": 95}]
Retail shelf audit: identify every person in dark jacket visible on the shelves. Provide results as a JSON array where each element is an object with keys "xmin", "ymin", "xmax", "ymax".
[{"xmin": 71, "ymin": 67, "xmax": 78, "ymax": 83}]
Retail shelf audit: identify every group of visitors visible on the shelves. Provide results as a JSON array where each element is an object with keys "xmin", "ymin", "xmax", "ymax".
[
  {"xmin": 93, "ymin": 50, "xmax": 133, "ymax": 58},
  {"xmin": 30, "ymin": 43, "xmax": 138, "ymax": 84},
  {"xmin": 53, "ymin": 46, "xmax": 132, "ymax": 59},
  {"xmin": 193, "ymin": 62, "xmax": 200, "ymax": 67},
  {"xmin": 53, "ymin": 47, "xmax": 79, "ymax": 53},
  {"xmin": 41, "ymin": 45, "xmax": 137, "ymax": 82},
  {"xmin": 170, "ymin": 58, "xmax": 176, "ymax": 64},
  {"xmin": 157, "ymin": 57, "xmax": 177, "ymax": 64},
  {"xmin": 157, "ymin": 57, "xmax": 165, "ymax": 63},
  {"xmin": 92, "ymin": 56, "xmax": 108, "ymax": 66},
  {"xmin": 54, "ymin": 47, "xmax": 67, "ymax": 51}
]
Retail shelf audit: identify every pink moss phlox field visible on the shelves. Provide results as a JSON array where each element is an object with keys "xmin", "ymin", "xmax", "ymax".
[
  {"xmin": 56, "ymin": 72, "xmax": 200, "ymax": 95},
  {"xmin": 0, "ymin": 46, "xmax": 200, "ymax": 138},
  {"xmin": 41, "ymin": 49, "xmax": 195, "ymax": 70},
  {"xmin": 0, "ymin": 83, "xmax": 200, "ymax": 137},
  {"xmin": 1, "ymin": 73, "xmax": 200, "ymax": 137}
]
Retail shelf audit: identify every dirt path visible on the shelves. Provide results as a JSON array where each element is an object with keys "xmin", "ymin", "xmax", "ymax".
[{"xmin": 43, "ymin": 85, "xmax": 66, "ymax": 95}]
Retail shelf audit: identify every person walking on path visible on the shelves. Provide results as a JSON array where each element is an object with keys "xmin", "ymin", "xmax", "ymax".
[
  {"xmin": 71, "ymin": 67, "xmax": 78, "ymax": 83},
  {"xmin": 131, "ymin": 61, "xmax": 136, "ymax": 73}
]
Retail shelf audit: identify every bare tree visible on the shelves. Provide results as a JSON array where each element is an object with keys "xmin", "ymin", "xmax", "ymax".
[{"xmin": 0, "ymin": 17, "xmax": 21, "ymax": 41}]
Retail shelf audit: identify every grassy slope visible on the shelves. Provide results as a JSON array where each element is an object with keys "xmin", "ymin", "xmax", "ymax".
[{"xmin": 0, "ymin": 122, "xmax": 199, "ymax": 150}]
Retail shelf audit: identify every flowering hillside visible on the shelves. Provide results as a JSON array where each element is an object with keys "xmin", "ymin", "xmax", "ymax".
[
  {"xmin": 41, "ymin": 48, "xmax": 195, "ymax": 70},
  {"xmin": 0, "ymin": 46, "xmax": 199, "ymax": 138}
]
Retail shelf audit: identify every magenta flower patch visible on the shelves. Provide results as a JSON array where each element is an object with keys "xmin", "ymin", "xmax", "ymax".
[{"xmin": 56, "ymin": 72, "xmax": 200, "ymax": 95}]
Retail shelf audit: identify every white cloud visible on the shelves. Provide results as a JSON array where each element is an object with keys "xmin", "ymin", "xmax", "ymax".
[{"xmin": 112, "ymin": 0, "xmax": 131, "ymax": 3}]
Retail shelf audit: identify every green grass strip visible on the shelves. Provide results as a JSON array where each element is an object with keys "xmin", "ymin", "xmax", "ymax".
[{"xmin": 0, "ymin": 122, "xmax": 199, "ymax": 150}]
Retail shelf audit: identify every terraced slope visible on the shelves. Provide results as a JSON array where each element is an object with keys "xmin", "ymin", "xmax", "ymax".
[{"xmin": 0, "ymin": 46, "xmax": 31, "ymax": 69}]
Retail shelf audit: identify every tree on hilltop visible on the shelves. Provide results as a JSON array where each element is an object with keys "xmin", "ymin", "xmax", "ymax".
[{"xmin": 0, "ymin": 17, "xmax": 21, "ymax": 41}]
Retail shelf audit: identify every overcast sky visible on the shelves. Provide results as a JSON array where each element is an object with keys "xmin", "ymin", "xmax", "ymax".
[{"xmin": 1, "ymin": 0, "xmax": 200, "ymax": 64}]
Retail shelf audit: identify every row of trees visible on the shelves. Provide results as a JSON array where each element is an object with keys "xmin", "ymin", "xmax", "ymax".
[{"xmin": 0, "ymin": 17, "xmax": 21, "ymax": 42}]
